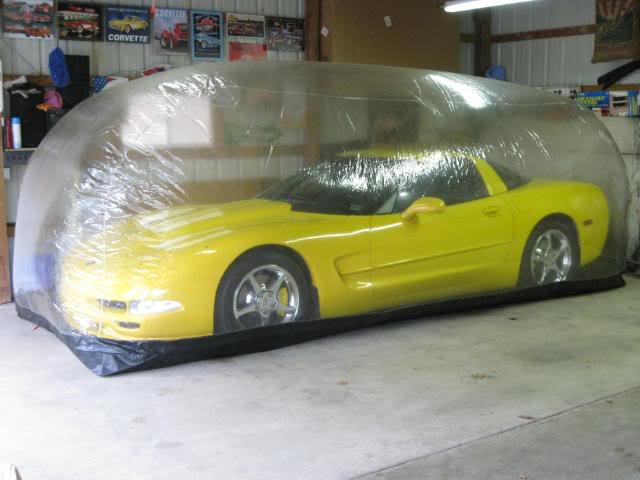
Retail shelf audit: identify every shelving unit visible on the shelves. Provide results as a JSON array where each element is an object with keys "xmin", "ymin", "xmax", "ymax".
[{"xmin": 4, "ymin": 148, "xmax": 36, "ymax": 166}]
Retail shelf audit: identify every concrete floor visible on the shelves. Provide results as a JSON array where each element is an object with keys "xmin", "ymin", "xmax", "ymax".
[{"xmin": 1, "ymin": 277, "xmax": 640, "ymax": 480}]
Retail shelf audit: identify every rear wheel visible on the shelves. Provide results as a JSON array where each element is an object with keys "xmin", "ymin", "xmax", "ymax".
[
  {"xmin": 518, "ymin": 218, "xmax": 580, "ymax": 287},
  {"xmin": 214, "ymin": 250, "xmax": 311, "ymax": 334},
  {"xmin": 124, "ymin": 24, "xmax": 132, "ymax": 34}
]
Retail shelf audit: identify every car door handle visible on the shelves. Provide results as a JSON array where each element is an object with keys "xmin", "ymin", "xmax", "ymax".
[{"xmin": 482, "ymin": 206, "xmax": 502, "ymax": 217}]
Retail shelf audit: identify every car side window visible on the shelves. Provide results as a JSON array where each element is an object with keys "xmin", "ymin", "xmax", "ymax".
[{"xmin": 391, "ymin": 156, "xmax": 488, "ymax": 213}]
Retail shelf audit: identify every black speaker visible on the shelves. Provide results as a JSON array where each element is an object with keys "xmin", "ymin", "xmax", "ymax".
[
  {"xmin": 8, "ymin": 86, "xmax": 46, "ymax": 148},
  {"xmin": 46, "ymin": 109, "xmax": 68, "ymax": 132},
  {"xmin": 58, "ymin": 55, "xmax": 91, "ymax": 109}
]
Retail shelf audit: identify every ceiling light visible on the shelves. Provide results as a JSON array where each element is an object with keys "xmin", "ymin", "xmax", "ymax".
[{"xmin": 444, "ymin": 0, "xmax": 537, "ymax": 13}]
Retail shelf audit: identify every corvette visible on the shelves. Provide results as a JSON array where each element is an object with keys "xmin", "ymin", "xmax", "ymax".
[
  {"xmin": 160, "ymin": 23, "xmax": 187, "ymax": 49},
  {"xmin": 108, "ymin": 16, "xmax": 148, "ymax": 33},
  {"xmin": 195, "ymin": 32, "xmax": 218, "ymax": 49},
  {"xmin": 60, "ymin": 150, "xmax": 609, "ymax": 341}
]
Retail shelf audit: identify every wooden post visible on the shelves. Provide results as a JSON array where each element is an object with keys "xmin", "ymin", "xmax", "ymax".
[
  {"xmin": 0, "ymin": 125, "xmax": 12, "ymax": 303},
  {"xmin": 474, "ymin": 10, "xmax": 492, "ymax": 77},
  {"xmin": 305, "ymin": 0, "xmax": 321, "ymax": 61}
]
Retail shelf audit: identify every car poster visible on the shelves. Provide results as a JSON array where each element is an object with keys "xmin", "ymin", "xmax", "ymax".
[
  {"xmin": 266, "ymin": 17, "xmax": 304, "ymax": 52},
  {"xmin": 105, "ymin": 5, "xmax": 150, "ymax": 44},
  {"xmin": 228, "ymin": 41, "xmax": 267, "ymax": 61},
  {"xmin": 153, "ymin": 8, "xmax": 188, "ymax": 55},
  {"xmin": 57, "ymin": 2, "xmax": 103, "ymax": 41},
  {"xmin": 190, "ymin": 11, "xmax": 223, "ymax": 62},
  {"xmin": 2, "ymin": 0, "xmax": 54, "ymax": 40},
  {"xmin": 226, "ymin": 13, "xmax": 265, "ymax": 41}
]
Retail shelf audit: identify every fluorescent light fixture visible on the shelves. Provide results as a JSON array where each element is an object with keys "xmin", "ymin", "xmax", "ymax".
[{"xmin": 444, "ymin": 0, "xmax": 537, "ymax": 13}]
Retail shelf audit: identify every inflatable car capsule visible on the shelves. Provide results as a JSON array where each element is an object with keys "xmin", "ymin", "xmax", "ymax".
[{"xmin": 13, "ymin": 62, "xmax": 629, "ymax": 375}]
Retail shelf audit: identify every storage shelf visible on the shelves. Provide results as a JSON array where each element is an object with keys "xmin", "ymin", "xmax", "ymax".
[{"xmin": 3, "ymin": 148, "xmax": 36, "ymax": 166}]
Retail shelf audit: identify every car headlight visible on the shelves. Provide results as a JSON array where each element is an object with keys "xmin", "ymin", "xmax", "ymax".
[{"xmin": 130, "ymin": 300, "xmax": 182, "ymax": 315}]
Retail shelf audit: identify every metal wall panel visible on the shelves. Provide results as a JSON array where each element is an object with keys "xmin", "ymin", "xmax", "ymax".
[
  {"xmin": 0, "ymin": 0, "xmax": 304, "ymax": 76},
  {"xmin": 491, "ymin": 0, "xmax": 640, "ymax": 86}
]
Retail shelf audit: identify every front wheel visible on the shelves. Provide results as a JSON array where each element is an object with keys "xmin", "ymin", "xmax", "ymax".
[
  {"xmin": 518, "ymin": 218, "xmax": 580, "ymax": 287},
  {"xmin": 214, "ymin": 250, "xmax": 311, "ymax": 334}
]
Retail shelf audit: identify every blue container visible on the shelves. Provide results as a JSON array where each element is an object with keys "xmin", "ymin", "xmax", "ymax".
[{"xmin": 11, "ymin": 117, "xmax": 22, "ymax": 149}]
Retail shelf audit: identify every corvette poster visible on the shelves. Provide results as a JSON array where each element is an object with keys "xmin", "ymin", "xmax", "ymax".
[
  {"xmin": 105, "ymin": 5, "xmax": 150, "ymax": 44},
  {"xmin": 267, "ymin": 17, "xmax": 304, "ymax": 52},
  {"xmin": 228, "ymin": 41, "xmax": 267, "ymax": 61},
  {"xmin": 226, "ymin": 13, "xmax": 265, "ymax": 41},
  {"xmin": 153, "ymin": 8, "xmax": 188, "ymax": 55},
  {"xmin": 190, "ymin": 11, "xmax": 223, "ymax": 62},
  {"xmin": 3, "ymin": 0, "xmax": 54, "ymax": 40},
  {"xmin": 57, "ymin": 2, "xmax": 103, "ymax": 41}
]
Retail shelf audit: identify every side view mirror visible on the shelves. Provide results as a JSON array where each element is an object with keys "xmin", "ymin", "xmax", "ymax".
[{"xmin": 401, "ymin": 197, "xmax": 446, "ymax": 220}]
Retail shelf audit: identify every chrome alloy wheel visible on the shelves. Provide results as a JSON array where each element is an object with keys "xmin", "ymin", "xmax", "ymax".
[
  {"xmin": 530, "ymin": 229, "xmax": 573, "ymax": 285},
  {"xmin": 232, "ymin": 264, "xmax": 300, "ymax": 328}
]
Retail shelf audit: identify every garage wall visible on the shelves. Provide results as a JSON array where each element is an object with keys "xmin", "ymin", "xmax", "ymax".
[
  {"xmin": 491, "ymin": 0, "xmax": 640, "ymax": 87},
  {"xmin": 0, "ymin": 0, "xmax": 305, "ymax": 76}
]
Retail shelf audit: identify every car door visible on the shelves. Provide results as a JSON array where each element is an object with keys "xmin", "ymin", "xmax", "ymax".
[{"xmin": 369, "ymin": 154, "xmax": 514, "ymax": 310}]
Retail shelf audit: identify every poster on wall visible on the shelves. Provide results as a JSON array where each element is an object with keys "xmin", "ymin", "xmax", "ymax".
[
  {"xmin": 153, "ymin": 8, "xmax": 188, "ymax": 55},
  {"xmin": 229, "ymin": 41, "xmax": 267, "ymax": 61},
  {"xmin": 105, "ymin": 5, "xmax": 150, "ymax": 44},
  {"xmin": 2, "ymin": 0, "xmax": 54, "ymax": 40},
  {"xmin": 226, "ymin": 13, "xmax": 265, "ymax": 41},
  {"xmin": 57, "ymin": 2, "xmax": 103, "ymax": 41},
  {"xmin": 592, "ymin": 0, "xmax": 640, "ymax": 63},
  {"xmin": 190, "ymin": 11, "xmax": 223, "ymax": 62},
  {"xmin": 266, "ymin": 17, "xmax": 304, "ymax": 52}
]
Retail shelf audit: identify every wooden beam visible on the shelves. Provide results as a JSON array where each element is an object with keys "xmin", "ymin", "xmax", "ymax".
[
  {"xmin": 0, "ymin": 116, "xmax": 12, "ymax": 303},
  {"xmin": 305, "ymin": 0, "xmax": 321, "ymax": 61},
  {"xmin": 319, "ymin": 0, "xmax": 335, "ymax": 62},
  {"xmin": 492, "ymin": 24, "xmax": 595, "ymax": 44},
  {"xmin": 581, "ymin": 83, "xmax": 640, "ymax": 92},
  {"xmin": 4, "ymin": 74, "xmax": 52, "ymax": 88}
]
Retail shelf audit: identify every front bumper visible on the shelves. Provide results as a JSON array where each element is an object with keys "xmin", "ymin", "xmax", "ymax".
[{"xmin": 59, "ymin": 258, "xmax": 220, "ymax": 340}]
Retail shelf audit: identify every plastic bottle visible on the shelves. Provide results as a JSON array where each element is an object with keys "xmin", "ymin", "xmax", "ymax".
[{"xmin": 11, "ymin": 117, "xmax": 22, "ymax": 149}]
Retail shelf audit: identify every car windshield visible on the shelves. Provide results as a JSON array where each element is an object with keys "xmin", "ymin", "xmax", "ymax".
[
  {"xmin": 259, "ymin": 157, "xmax": 388, "ymax": 215},
  {"xmin": 259, "ymin": 155, "xmax": 483, "ymax": 215}
]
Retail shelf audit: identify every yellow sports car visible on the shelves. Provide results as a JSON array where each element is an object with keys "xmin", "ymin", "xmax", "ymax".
[
  {"xmin": 60, "ymin": 150, "xmax": 609, "ymax": 341},
  {"xmin": 108, "ymin": 16, "xmax": 148, "ymax": 33}
]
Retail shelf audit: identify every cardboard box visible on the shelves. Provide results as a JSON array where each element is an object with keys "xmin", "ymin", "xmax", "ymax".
[
  {"xmin": 609, "ymin": 90, "xmax": 640, "ymax": 117},
  {"xmin": 576, "ymin": 91, "xmax": 610, "ymax": 109},
  {"xmin": 577, "ymin": 90, "xmax": 640, "ymax": 117}
]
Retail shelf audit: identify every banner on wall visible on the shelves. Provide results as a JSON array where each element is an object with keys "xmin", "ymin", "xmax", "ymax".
[
  {"xmin": 57, "ymin": 2, "xmax": 103, "ymax": 41},
  {"xmin": 266, "ymin": 17, "xmax": 304, "ymax": 52},
  {"xmin": 153, "ymin": 8, "xmax": 188, "ymax": 55},
  {"xmin": 592, "ymin": 0, "xmax": 640, "ymax": 63},
  {"xmin": 105, "ymin": 5, "xmax": 150, "ymax": 44},
  {"xmin": 3, "ymin": 0, "xmax": 54, "ymax": 40},
  {"xmin": 190, "ymin": 11, "xmax": 224, "ymax": 62},
  {"xmin": 226, "ymin": 13, "xmax": 265, "ymax": 41},
  {"xmin": 229, "ymin": 41, "xmax": 267, "ymax": 61}
]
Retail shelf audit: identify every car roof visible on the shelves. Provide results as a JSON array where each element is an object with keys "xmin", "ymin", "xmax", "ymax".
[{"xmin": 338, "ymin": 148, "xmax": 508, "ymax": 195}]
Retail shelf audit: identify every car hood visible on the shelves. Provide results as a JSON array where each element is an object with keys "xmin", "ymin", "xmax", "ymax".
[
  {"xmin": 66, "ymin": 199, "xmax": 296, "ymax": 270},
  {"xmin": 130, "ymin": 199, "xmax": 294, "ymax": 241}
]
